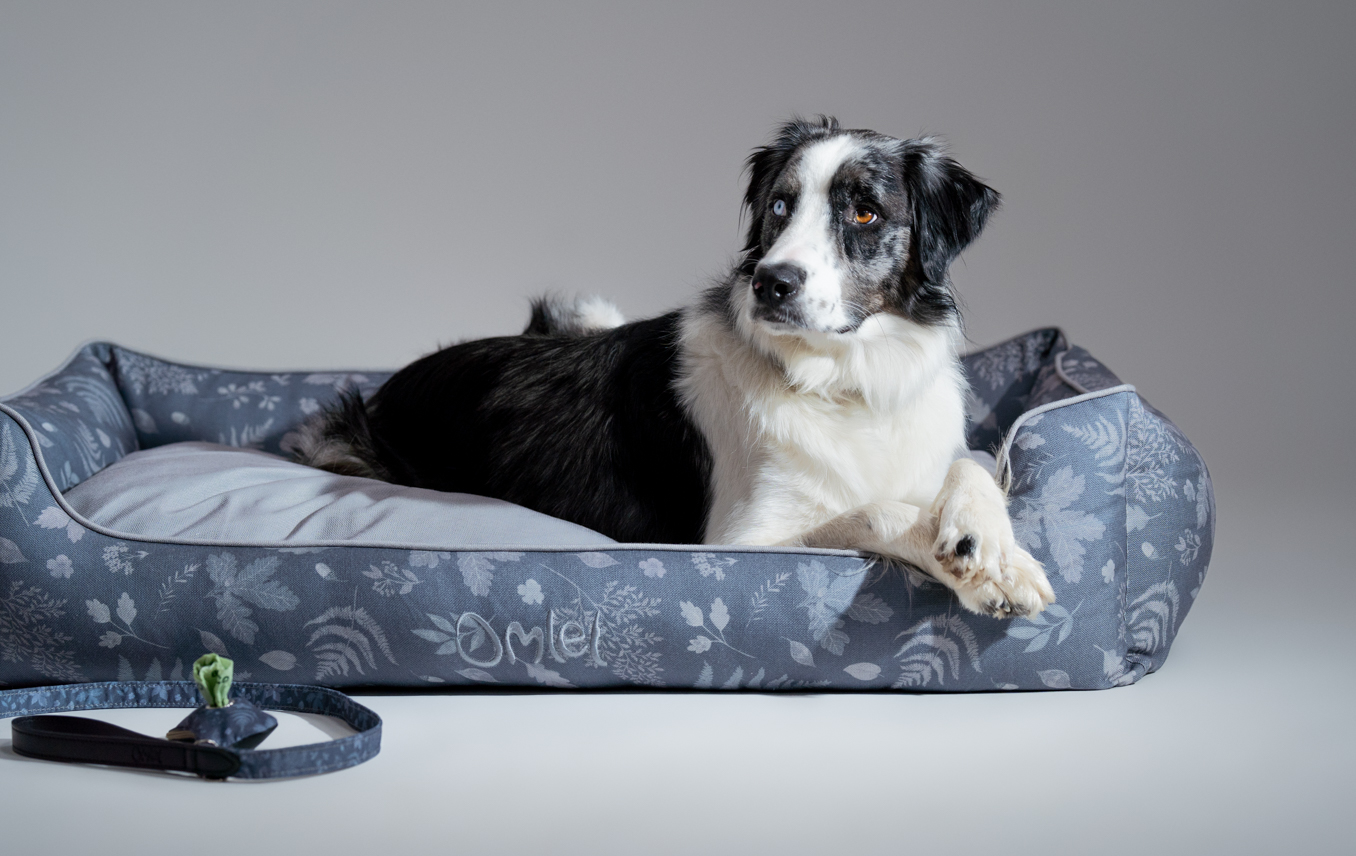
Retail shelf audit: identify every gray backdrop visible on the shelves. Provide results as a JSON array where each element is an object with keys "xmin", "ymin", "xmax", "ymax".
[
  {"xmin": 1, "ymin": 3, "xmax": 1352, "ymax": 854},
  {"xmin": 3, "ymin": 1, "xmax": 1353, "ymax": 504}
]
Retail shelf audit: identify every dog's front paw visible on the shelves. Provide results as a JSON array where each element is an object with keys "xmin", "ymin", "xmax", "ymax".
[
  {"xmin": 932, "ymin": 472, "xmax": 1055, "ymax": 619},
  {"xmin": 941, "ymin": 540, "xmax": 1054, "ymax": 619}
]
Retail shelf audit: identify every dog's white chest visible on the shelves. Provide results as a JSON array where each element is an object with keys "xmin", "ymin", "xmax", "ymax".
[
  {"xmin": 679, "ymin": 306, "xmax": 969, "ymax": 545},
  {"xmin": 756, "ymin": 379, "xmax": 963, "ymax": 511}
]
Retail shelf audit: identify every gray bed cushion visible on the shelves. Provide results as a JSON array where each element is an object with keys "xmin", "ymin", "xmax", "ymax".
[{"xmin": 64, "ymin": 441, "xmax": 616, "ymax": 548}]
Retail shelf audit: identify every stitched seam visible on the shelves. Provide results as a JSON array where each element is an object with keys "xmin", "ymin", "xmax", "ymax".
[
  {"xmin": 0, "ymin": 682, "xmax": 199, "ymax": 716},
  {"xmin": 1120, "ymin": 391, "xmax": 1133, "ymax": 685},
  {"xmin": 240, "ymin": 737, "xmax": 382, "ymax": 778}
]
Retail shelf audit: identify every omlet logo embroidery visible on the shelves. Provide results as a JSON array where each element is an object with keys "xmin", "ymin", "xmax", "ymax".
[{"xmin": 449, "ymin": 609, "xmax": 603, "ymax": 669}]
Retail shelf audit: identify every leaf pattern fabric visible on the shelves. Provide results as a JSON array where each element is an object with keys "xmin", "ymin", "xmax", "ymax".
[
  {"xmin": 1011, "ymin": 466, "xmax": 1107, "ymax": 583},
  {"xmin": 0, "ymin": 332, "xmax": 1212, "ymax": 691}
]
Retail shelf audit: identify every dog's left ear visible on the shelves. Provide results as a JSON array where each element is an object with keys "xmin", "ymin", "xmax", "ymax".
[{"xmin": 900, "ymin": 138, "xmax": 1001, "ymax": 299}]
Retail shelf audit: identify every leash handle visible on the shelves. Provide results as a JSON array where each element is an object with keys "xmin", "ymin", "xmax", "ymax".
[
  {"xmin": 12, "ymin": 714, "xmax": 242, "ymax": 778},
  {"xmin": 0, "ymin": 681, "xmax": 381, "ymax": 779}
]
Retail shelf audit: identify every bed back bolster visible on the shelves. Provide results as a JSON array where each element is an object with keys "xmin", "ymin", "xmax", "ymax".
[
  {"xmin": 106, "ymin": 345, "xmax": 391, "ymax": 458},
  {"xmin": 963, "ymin": 328, "xmax": 1067, "ymax": 455},
  {"xmin": 963, "ymin": 329, "xmax": 1129, "ymax": 457}
]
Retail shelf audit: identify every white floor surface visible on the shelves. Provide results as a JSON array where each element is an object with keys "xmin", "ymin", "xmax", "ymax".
[{"xmin": 2, "ymin": 495, "xmax": 1351, "ymax": 855}]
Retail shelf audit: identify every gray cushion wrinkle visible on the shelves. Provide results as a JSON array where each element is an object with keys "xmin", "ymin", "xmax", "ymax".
[{"xmin": 64, "ymin": 441, "xmax": 616, "ymax": 548}]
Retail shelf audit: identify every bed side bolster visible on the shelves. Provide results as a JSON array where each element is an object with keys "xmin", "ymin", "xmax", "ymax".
[
  {"xmin": 1122, "ymin": 394, "xmax": 1214, "ymax": 678},
  {"xmin": 1002, "ymin": 388, "xmax": 1134, "ymax": 688},
  {"xmin": 0, "ymin": 344, "xmax": 137, "ymax": 492}
]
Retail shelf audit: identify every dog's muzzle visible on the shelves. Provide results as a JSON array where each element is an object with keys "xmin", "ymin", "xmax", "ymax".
[{"xmin": 751, "ymin": 262, "xmax": 806, "ymax": 324}]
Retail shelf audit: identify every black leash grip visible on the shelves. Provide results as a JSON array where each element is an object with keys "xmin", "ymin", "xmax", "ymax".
[{"xmin": 12, "ymin": 714, "xmax": 242, "ymax": 779}]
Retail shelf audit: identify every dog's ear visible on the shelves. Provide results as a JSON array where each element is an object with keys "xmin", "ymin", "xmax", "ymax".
[
  {"xmin": 738, "ymin": 116, "xmax": 841, "ymax": 274},
  {"xmin": 900, "ymin": 138, "xmax": 1001, "ymax": 320}
]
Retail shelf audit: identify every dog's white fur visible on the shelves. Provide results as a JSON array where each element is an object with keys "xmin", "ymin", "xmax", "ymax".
[
  {"xmin": 677, "ymin": 138, "xmax": 1054, "ymax": 618},
  {"xmin": 569, "ymin": 295, "xmax": 627, "ymax": 333},
  {"xmin": 680, "ymin": 310, "xmax": 965, "ymax": 542},
  {"xmin": 533, "ymin": 294, "xmax": 627, "ymax": 336}
]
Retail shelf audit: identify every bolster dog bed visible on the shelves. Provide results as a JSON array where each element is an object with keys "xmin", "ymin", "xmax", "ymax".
[{"xmin": 0, "ymin": 329, "xmax": 1213, "ymax": 692}]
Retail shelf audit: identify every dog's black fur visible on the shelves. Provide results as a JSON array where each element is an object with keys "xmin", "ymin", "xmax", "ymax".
[
  {"xmin": 295, "ymin": 117, "xmax": 998, "ymax": 544},
  {"xmin": 325, "ymin": 313, "xmax": 711, "ymax": 543}
]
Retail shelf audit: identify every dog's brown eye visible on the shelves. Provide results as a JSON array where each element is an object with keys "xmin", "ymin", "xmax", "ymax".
[{"xmin": 853, "ymin": 208, "xmax": 878, "ymax": 225}]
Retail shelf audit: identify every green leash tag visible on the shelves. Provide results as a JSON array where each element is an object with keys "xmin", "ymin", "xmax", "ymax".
[{"xmin": 192, "ymin": 653, "xmax": 233, "ymax": 708}]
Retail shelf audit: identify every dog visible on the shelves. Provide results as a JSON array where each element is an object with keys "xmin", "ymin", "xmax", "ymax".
[{"xmin": 288, "ymin": 116, "xmax": 1054, "ymax": 619}]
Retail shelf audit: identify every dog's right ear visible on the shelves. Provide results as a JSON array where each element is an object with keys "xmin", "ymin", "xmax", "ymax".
[{"xmin": 738, "ymin": 116, "xmax": 840, "ymax": 274}]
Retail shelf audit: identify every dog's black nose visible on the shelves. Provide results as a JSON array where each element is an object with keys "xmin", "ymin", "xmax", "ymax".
[{"xmin": 751, "ymin": 263, "xmax": 805, "ymax": 306}]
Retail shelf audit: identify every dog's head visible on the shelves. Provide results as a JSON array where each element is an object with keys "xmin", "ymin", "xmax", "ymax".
[{"xmin": 731, "ymin": 116, "xmax": 999, "ymax": 338}]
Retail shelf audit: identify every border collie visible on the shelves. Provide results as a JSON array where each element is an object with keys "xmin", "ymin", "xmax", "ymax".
[{"xmin": 289, "ymin": 117, "xmax": 1054, "ymax": 619}]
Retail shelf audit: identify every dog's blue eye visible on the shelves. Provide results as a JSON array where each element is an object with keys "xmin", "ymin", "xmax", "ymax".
[{"xmin": 772, "ymin": 199, "xmax": 787, "ymax": 216}]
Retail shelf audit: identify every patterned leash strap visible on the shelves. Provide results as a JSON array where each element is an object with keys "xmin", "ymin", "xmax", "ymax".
[{"xmin": 0, "ymin": 681, "xmax": 381, "ymax": 779}]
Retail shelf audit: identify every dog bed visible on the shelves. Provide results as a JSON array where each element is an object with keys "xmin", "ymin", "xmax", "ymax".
[{"xmin": 0, "ymin": 329, "xmax": 1213, "ymax": 691}]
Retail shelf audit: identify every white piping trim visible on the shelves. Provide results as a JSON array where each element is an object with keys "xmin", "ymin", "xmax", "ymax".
[
  {"xmin": 1053, "ymin": 350, "xmax": 1091, "ymax": 395},
  {"xmin": 0, "ymin": 401, "xmax": 866, "ymax": 558}
]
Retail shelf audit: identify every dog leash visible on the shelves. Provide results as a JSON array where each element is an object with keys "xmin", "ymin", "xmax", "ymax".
[{"xmin": 0, "ymin": 655, "xmax": 381, "ymax": 780}]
